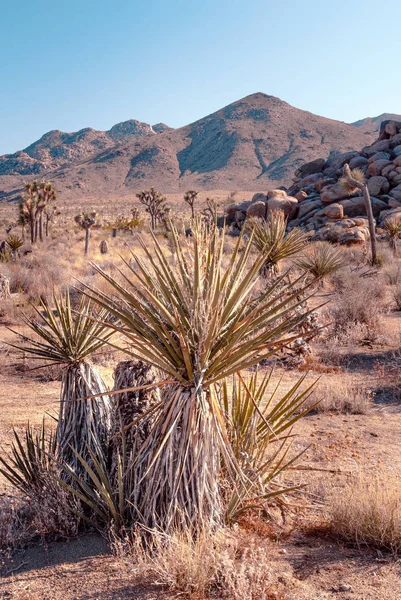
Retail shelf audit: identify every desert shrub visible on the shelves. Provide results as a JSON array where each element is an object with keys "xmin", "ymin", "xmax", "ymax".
[
  {"xmin": 393, "ymin": 283, "xmax": 401, "ymax": 310},
  {"xmin": 305, "ymin": 378, "xmax": 371, "ymax": 414},
  {"xmin": 328, "ymin": 272, "xmax": 387, "ymax": 334},
  {"xmin": 328, "ymin": 471, "xmax": 401, "ymax": 554},
  {"xmin": 295, "ymin": 241, "xmax": 345, "ymax": 280},
  {"xmin": 115, "ymin": 528, "xmax": 272, "ymax": 600},
  {"xmin": 384, "ymin": 263, "xmax": 401, "ymax": 286}
]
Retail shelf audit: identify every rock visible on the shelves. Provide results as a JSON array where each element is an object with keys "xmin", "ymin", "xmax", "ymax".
[
  {"xmin": 295, "ymin": 158, "xmax": 326, "ymax": 177},
  {"xmin": 324, "ymin": 151, "xmax": 358, "ymax": 171},
  {"xmin": 251, "ymin": 192, "xmax": 267, "ymax": 203},
  {"xmin": 246, "ymin": 201, "xmax": 268, "ymax": 219},
  {"xmin": 339, "ymin": 196, "xmax": 387, "ymax": 218},
  {"xmin": 349, "ymin": 155, "xmax": 368, "ymax": 170},
  {"xmin": 295, "ymin": 190, "xmax": 308, "ymax": 202},
  {"xmin": 362, "ymin": 139, "xmax": 391, "ymax": 156},
  {"xmin": 393, "ymin": 155, "xmax": 401, "ymax": 167},
  {"xmin": 389, "ymin": 185, "xmax": 401, "ymax": 202},
  {"xmin": 267, "ymin": 191, "xmax": 298, "ymax": 219},
  {"xmin": 367, "ymin": 151, "xmax": 391, "ymax": 164},
  {"xmin": 342, "ymin": 229, "xmax": 368, "ymax": 245},
  {"xmin": 298, "ymin": 199, "xmax": 323, "ymax": 220},
  {"xmin": 226, "ymin": 203, "xmax": 242, "ymax": 217},
  {"xmin": 315, "ymin": 177, "xmax": 336, "ymax": 192},
  {"xmin": 367, "ymin": 159, "xmax": 392, "ymax": 176},
  {"xmin": 381, "ymin": 207, "xmax": 401, "ymax": 224},
  {"xmin": 393, "ymin": 145, "xmax": 401, "ymax": 157},
  {"xmin": 324, "ymin": 203, "xmax": 344, "ymax": 219},
  {"xmin": 381, "ymin": 163, "xmax": 396, "ymax": 178},
  {"xmin": 321, "ymin": 184, "xmax": 349, "ymax": 204},
  {"xmin": 235, "ymin": 210, "xmax": 246, "ymax": 227},
  {"xmin": 367, "ymin": 176, "xmax": 390, "ymax": 196},
  {"xmin": 379, "ymin": 119, "xmax": 401, "ymax": 140},
  {"xmin": 388, "ymin": 198, "xmax": 401, "ymax": 208},
  {"xmin": 390, "ymin": 133, "xmax": 401, "ymax": 148}
]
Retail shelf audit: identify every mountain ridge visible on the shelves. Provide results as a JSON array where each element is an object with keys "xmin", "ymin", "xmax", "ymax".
[{"xmin": 1, "ymin": 93, "xmax": 392, "ymax": 199}]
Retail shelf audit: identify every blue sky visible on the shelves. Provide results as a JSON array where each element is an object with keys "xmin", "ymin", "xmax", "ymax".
[{"xmin": 1, "ymin": 0, "xmax": 400, "ymax": 155}]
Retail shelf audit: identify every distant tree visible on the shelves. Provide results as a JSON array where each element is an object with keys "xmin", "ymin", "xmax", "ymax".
[
  {"xmin": 75, "ymin": 211, "xmax": 97, "ymax": 255},
  {"xmin": 183, "ymin": 190, "xmax": 199, "ymax": 219},
  {"xmin": 136, "ymin": 188, "xmax": 167, "ymax": 231},
  {"xmin": 19, "ymin": 181, "xmax": 57, "ymax": 244},
  {"xmin": 44, "ymin": 205, "xmax": 61, "ymax": 237},
  {"xmin": 202, "ymin": 197, "xmax": 218, "ymax": 227}
]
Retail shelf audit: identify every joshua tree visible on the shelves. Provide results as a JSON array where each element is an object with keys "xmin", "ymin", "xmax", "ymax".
[
  {"xmin": 246, "ymin": 211, "xmax": 307, "ymax": 276},
  {"xmin": 340, "ymin": 165, "xmax": 377, "ymax": 264},
  {"xmin": 383, "ymin": 218, "xmax": 401, "ymax": 254},
  {"xmin": 202, "ymin": 197, "xmax": 219, "ymax": 227},
  {"xmin": 136, "ymin": 188, "xmax": 167, "ymax": 230},
  {"xmin": 184, "ymin": 190, "xmax": 199, "ymax": 219},
  {"xmin": 85, "ymin": 218, "xmax": 312, "ymax": 533},
  {"xmin": 75, "ymin": 211, "xmax": 97, "ymax": 255},
  {"xmin": 9, "ymin": 291, "xmax": 114, "ymax": 472},
  {"xmin": 44, "ymin": 205, "xmax": 60, "ymax": 237},
  {"xmin": 19, "ymin": 181, "xmax": 57, "ymax": 243}
]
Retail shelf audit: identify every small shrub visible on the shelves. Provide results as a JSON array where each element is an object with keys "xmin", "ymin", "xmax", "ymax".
[
  {"xmin": 328, "ymin": 471, "xmax": 401, "ymax": 554},
  {"xmin": 295, "ymin": 242, "xmax": 345, "ymax": 280}
]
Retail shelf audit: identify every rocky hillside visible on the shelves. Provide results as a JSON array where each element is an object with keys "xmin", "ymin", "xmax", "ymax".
[
  {"xmin": 352, "ymin": 113, "xmax": 401, "ymax": 134},
  {"xmin": 229, "ymin": 119, "xmax": 401, "ymax": 244},
  {"xmin": 0, "ymin": 93, "xmax": 377, "ymax": 200},
  {"xmin": 0, "ymin": 120, "xmax": 166, "ymax": 177}
]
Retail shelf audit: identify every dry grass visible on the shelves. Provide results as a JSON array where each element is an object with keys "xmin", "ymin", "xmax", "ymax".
[
  {"xmin": 392, "ymin": 283, "xmax": 401, "ymax": 311},
  {"xmin": 115, "ymin": 527, "xmax": 275, "ymax": 600},
  {"xmin": 328, "ymin": 471, "xmax": 401, "ymax": 554},
  {"xmin": 307, "ymin": 378, "xmax": 372, "ymax": 414}
]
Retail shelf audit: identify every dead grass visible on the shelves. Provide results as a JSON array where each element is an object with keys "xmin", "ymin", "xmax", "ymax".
[
  {"xmin": 114, "ymin": 527, "xmax": 276, "ymax": 600},
  {"xmin": 327, "ymin": 471, "xmax": 401, "ymax": 554},
  {"xmin": 306, "ymin": 378, "xmax": 372, "ymax": 414}
]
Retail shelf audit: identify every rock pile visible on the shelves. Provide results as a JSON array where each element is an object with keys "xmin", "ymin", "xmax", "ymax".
[{"xmin": 226, "ymin": 120, "xmax": 401, "ymax": 245}]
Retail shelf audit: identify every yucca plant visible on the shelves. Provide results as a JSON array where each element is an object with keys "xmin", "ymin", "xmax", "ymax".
[
  {"xmin": 0, "ymin": 419, "xmax": 57, "ymax": 495},
  {"xmin": 246, "ymin": 212, "xmax": 307, "ymax": 276},
  {"xmin": 383, "ymin": 218, "xmax": 401, "ymax": 254},
  {"xmin": 82, "ymin": 217, "xmax": 315, "ymax": 533},
  {"xmin": 5, "ymin": 234, "xmax": 24, "ymax": 255},
  {"xmin": 340, "ymin": 164, "xmax": 377, "ymax": 264},
  {"xmin": 8, "ymin": 290, "xmax": 114, "ymax": 471},
  {"xmin": 220, "ymin": 371, "xmax": 317, "ymax": 521},
  {"xmin": 295, "ymin": 241, "xmax": 345, "ymax": 280}
]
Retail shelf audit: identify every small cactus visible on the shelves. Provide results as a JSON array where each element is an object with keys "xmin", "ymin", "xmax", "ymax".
[{"xmin": 100, "ymin": 240, "xmax": 109, "ymax": 254}]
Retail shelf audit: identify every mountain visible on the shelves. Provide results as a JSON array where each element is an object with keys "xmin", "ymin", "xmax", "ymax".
[
  {"xmin": 352, "ymin": 113, "xmax": 401, "ymax": 134},
  {"xmin": 0, "ymin": 120, "xmax": 166, "ymax": 176},
  {"xmin": 0, "ymin": 93, "xmax": 377, "ymax": 199}
]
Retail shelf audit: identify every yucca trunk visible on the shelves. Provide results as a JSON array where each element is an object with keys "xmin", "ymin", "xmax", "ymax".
[
  {"xmin": 112, "ymin": 360, "xmax": 160, "ymax": 457},
  {"xmin": 58, "ymin": 361, "xmax": 112, "ymax": 471},
  {"xmin": 132, "ymin": 385, "xmax": 222, "ymax": 533}
]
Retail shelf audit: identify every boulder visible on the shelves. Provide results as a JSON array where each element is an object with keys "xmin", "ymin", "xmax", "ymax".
[
  {"xmin": 349, "ymin": 155, "xmax": 368, "ymax": 170},
  {"xmin": 295, "ymin": 190, "xmax": 308, "ymax": 202},
  {"xmin": 389, "ymin": 184, "xmax": 401, "ymax": 202},
  {"xmin": 367, "ymin": 152, "xmax": 391, "ymax": 164},
  {"xmin": 235, "ymin": 210, "xmax": 246, "ymax": 227},
  {"xmin": 298, "ymin": 199, "xmax": 323, "ymax": 220},
  {"xmin": 246, "ymin": 201, "xmax": 268, "ymax": 219},
  {"xmin": 295, "ymin": 158, "xmax": 326, "ymax": 177},
  {"xmin": 362, "ymin": 139, "xmax": 392, "ymax": 156},
  {"xmin": 226, "ymin": 203, "xmax": 242, "ymax": 217},
  {"xmin": 251, "ymin": 192, "xmax": 267, "ymax": 203},
  {"xmin": 393, "ymin": 145, "xmax": 401, "ymax": 157},
  {"xmin": 380, "ymin": 207, "xmax": 401, "ymax": 224},
  {"xmin": 388, "ymin": 198, "xmax": 401, "ymax": 209},
  {"xmin": 324, "ymin": 151, "xmax": 358, "ymax": 171},
  {"xmin": 339, "ymin": 196, "xmax": 388, "ymax": 218},
  {"xmin": 315, "ymin": 177, "xmax": 336, "ymax": 192},
  {"xmin": 382, "ymin": 163, "xmax": 396, "ymax": 178},
  {"xmin": 367, "ymin": 159, "xmax": 392, "ymax": 176},
  {"xmin": 393, "ymin": 155, "xmax": 401, "ymax": 168},
  {"xmin": 267, "ymin": 192, "xmax": 298, "ymax": 219},
  {"xmin": 320, "ymin": 184, "xmax": 349, "ymax": 204},
  {"xmin": 367, "ymin": 176, "xmax": 390, "ymax": 196},
  {"xmin": 379, "ymin": 120, "xmax": 401, "ymax": 140},
  {"xmin": 324, "ymin": 203, "xmax": 344, "ymax": 220}
]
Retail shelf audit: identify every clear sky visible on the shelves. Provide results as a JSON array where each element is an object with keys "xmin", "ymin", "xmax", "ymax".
[{"xmin": 1, "ymin": 0, "xmax": 400, "ymax": 155}]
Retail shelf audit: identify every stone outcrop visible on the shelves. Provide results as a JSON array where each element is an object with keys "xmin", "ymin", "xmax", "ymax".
[{"xmin": 226, "ymin": 120, "xmax": 401, "ymax": 245}]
